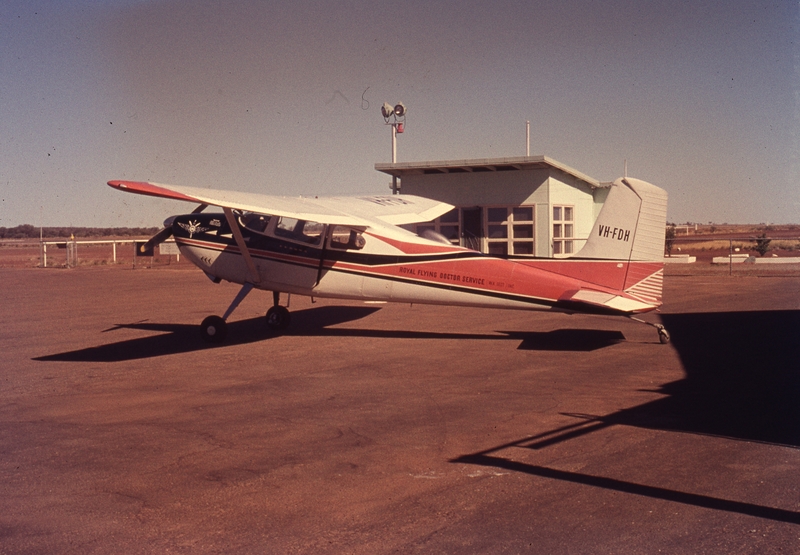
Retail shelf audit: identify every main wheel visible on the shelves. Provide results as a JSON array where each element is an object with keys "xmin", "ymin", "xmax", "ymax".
[
  {"xmin": 201, "ymin": 315, "xmax": 227, "ymax": 343},
  {"xmin": 266, "ymin": 305, "xmax": 291, "ymax": 330}
]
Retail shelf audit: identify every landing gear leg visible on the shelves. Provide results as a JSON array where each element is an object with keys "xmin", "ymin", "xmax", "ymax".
[
  {"xmin": 628, "ymin": 316, "xmax": 670, "ymax": 344},
  {"xmin": 200, "ymin": 282, "xmax": 255, "ymax": 343},
  {"xmin": 266, "ymin": 291, "xmax": 291, "ymax": 330}
]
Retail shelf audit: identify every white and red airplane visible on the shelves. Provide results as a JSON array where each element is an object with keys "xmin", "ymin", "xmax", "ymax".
[{"xmin": 107, "ymin": 176, "xmax": 670, "ymax": 344}]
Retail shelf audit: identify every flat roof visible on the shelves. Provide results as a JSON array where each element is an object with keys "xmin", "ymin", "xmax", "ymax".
[{"xmin": 375, "ymin": 155, "xmax": 605, "ymax": 188}]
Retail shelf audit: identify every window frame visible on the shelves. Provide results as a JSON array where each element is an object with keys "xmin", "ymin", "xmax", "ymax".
[
  {"xmin": 552, "ymin": 205, "xmax": 575, "ymax": 256},
  {"xmin": 484, "ymin": 204, "xmax": 536, "ymax": 256}
]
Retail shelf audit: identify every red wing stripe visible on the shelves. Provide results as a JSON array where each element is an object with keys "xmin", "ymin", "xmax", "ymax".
[{"xmin": 107, "ymin": 181, "xmax": 203, "ymax": 203}]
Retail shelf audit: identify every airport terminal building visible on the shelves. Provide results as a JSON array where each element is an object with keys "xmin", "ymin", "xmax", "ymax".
[{"xmin": 375, "ymin": 155, "xmax": 611, "ymax": 258}]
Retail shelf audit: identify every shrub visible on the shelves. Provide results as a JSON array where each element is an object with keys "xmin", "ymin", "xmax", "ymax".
[
  {"xmin": 754, "ymin": 233, "xmax": 771, "ymax": 257},
  {"xmin": 665, "ymin": 225, "xmax": 676, "ymax": 256}
]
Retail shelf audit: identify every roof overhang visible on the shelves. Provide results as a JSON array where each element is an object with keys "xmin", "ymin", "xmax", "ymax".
[{"xmin": 375, "ymin": 155, "xmax": 607, "ymax": 189}]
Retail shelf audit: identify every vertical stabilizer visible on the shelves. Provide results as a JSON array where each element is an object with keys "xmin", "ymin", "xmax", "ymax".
[{"xmin": 576, "ymin": 177, "xmax": 668, "ymax": 262}]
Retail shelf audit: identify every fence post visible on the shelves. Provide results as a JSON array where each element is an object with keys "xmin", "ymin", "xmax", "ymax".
[{"xmin": 729, "ymin": 239, "xmax": 732, "ymax": 276}]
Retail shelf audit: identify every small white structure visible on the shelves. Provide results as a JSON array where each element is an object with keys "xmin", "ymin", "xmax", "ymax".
[
  {"xmin": 376, "ymin": 155, "xmax": 611, "ymax": 258},
  {"xmin": 665, "ymin": 254, "xmax": 696, "ymax": 264}
]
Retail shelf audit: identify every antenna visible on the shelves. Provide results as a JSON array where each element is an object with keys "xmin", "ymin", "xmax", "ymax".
[{"xmin": 526, "ymin": 121, "xmax": 530, "ymax": 157}]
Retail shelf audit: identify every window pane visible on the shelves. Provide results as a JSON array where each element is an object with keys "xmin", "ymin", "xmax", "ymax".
[
  {"xmin": 553, "ymin": 241, "xmax": 562, "ymax": 254},
  {"xmin": 553, "ymin": 206, "xmax": 562, "ymax": 221},
  {"xmin": 513, "ymin": 207, "xmax": 533, "ymax": 221},
  {"xmin": 564, "ymin": 224, "xmax": 573, "ymax": 238},
  {"xmin": 513, "ymin": 242, "xmax": 533, "ymax": 255},
  {"xmin": 513, "ymin": 224, "xmax": 533, "ymax": 239},
  {"xmin": 488, "ymin": 225, "xmax": 508, "ymax": 239},
  {"xmin": 553, "ymin": 224, "xmax": 562, "ymax": 238},
  {"xmin": 302, "ymin": 221, "xmax": 324, "ymax": 245},
  {"xmin": 487, "ymin": 207, "xmax": 508, "ymax": 223},
  {"xmin": 330, "ymin": 225, "xmax": 364, "ymax": 250},
  {"xmin": 564, "ymin": 207, "xmax": 573, "ymax": 221},
  {"xmin": 440, "ymin": 224, "xmax": 460, "ymax": 241},
  {"xmin": 275, "ymin": 217, "xmax": 322, "ymax": 244},
  {"xmin": 330, "ymin": 225, "xmax": 352, "ymax": 247},
  {"xmin": 440, "ymin": 209, "xmax": 459, "ymax": 223},
  {"xmin": 488, "ymin": 242, "xmax": 508, "ymax": 256},
  {"xmin": 564, "ymin": 240, "xmax": 573, "ymax": 254},
  {"xmin": 276, "ymin": 217, "xmax": 299, "ymax": 234},
  {"xmin": 240, "ymin": 213, "xmax": 270, "ymax": 233}
]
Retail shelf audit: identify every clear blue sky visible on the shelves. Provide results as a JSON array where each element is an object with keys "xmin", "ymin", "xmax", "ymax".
[{"xmin": 1, "ymin": 0, "xmax": 798, "ymax": 227}]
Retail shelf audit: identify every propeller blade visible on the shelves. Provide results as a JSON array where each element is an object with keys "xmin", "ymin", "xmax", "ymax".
[
  {"xmin": 140, "ymin": 207, "xmax": 203, "ymax": 254},
  {"xmin": 140, "ymin": 225, "xmax": 173, "ymax": 253}
]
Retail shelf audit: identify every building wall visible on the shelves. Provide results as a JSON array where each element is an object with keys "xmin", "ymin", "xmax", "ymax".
[
  {"xmin": 536, "ymin": 203, "xmax": 551, "ymax": 257},
  {"xmin": 548, "ymin": 173, "xmax": 596, "ymax": 254},
  {"xmin": 399, "ymin": 168, "xmax": 550, "ymax": 206},
  {"xmin": 592, "ymin": 187, "xmax": 611, "ymax": 219},
  {"xmin": 400, "ymin": 168, "xmax": 600, "ymax": 258}
]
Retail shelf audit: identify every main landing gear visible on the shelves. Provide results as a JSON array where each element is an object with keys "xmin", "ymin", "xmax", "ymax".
[
  {"xmin": 628, "ymin": 316, "xmax": 670, "ymax": 344},
  {"xmin": 265, "ymin": 291, "xmax": 291, "ymax": 330},
  {"xmin": 200, "ymin": 284, "xmax": 291, "ymax": 343}
]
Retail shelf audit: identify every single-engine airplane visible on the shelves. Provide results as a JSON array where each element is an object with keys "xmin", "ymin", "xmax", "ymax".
[{"xmin": 107, "ymin": 176, "xmax": 670, "ymax": 344}]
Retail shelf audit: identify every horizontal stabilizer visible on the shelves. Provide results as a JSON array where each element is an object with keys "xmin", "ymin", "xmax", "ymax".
[{"xmin": 567, "ymin": 288, "xmax": 658, "ymax": 313}]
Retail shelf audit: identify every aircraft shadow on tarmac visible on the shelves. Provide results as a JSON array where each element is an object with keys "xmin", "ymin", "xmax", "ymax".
[
  {"xmin": 453, "ymin": 309, "xmax": 800, "ymax": 525},
  {"xmin": 33, "ymin": 306, "xmax": 627, "ymax": 363}
]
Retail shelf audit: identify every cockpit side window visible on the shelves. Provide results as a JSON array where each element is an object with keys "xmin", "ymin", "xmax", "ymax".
[
  {"xmin": 274, "ymin": 216, "xmax": 323, "ymax": 245},
  {"xmin": 239, "ymin": 213, "xmax": 271, "ymax": 234},
  {"xmin": 329, "ymin": 225, "xmax": 366, "ymax": 250}
]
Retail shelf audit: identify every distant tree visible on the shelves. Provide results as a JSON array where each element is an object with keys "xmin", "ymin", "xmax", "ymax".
[
  {"xmin": 754, "ymin": 233, "xmax": 771, "ymax": 257},
  {"xmin": 665, "ymin": 225, "xmax": 676, "ymax": 256},
  {"xmin": 0, "ymin": 225, "xmax": 159, "ymax": 240}
]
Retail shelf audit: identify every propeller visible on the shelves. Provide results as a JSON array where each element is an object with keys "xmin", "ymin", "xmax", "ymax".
[{"xmin": 139, "ymin": 203, "xmax": 208, "ymax": 253}]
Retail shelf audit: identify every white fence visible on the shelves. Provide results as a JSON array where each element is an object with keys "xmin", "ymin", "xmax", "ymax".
[{"xmin": 39, "ymin": 239, "xmax": 180, "ymax": 268}]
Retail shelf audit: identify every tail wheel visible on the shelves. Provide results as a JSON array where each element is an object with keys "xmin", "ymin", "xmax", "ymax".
[
  {"xmin": 658, "ymin": 327, "xmax": 671, "ymax": 344},
  {"xmin": 201, "ymin": 315, "xmax": 227, "ymax": 343},
  {"xmin": 266, "ymin": 306, "xmax": 291, "ymax": 330}
]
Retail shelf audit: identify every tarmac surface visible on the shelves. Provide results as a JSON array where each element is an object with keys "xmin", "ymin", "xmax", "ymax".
[{"xmin": 1, "ymin": 266, "xmax": 798, "ymax": 554}]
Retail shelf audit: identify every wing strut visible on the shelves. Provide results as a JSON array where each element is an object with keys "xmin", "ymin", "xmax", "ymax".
[
  {"xmin": 222, "ymin": 207, "xmax": 260, "ymax": 284},
  {"xmin": 222, "ymin": 282, "xmax": 254, "ymax": 321}
]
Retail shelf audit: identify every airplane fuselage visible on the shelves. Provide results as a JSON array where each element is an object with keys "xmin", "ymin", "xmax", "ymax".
[{"xmin": 171, "ymin": 212, "xmax": 661, "ymax": 316}]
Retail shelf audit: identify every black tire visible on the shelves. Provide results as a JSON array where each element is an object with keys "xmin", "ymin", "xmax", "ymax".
[
  {"xmin": 201, "ymin": 315, "xmax": 227, "ymax": 343},
  {"xmin": 266, "ymin": 306, "xmax": 291, "ymax": 330}
]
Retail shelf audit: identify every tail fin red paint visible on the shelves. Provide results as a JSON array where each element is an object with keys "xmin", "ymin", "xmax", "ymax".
[
  {"xmin": 575, "ymin": 176, "xmax": 668, "ymax": 307},
  {"xmin": 518, "ymin": 177, "xmax": 667, "ymax": 311}
]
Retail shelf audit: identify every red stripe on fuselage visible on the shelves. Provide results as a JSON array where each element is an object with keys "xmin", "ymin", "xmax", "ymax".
[{"xmin": 368, "ymin": 232, "xmax": 466, "ymax": 255}]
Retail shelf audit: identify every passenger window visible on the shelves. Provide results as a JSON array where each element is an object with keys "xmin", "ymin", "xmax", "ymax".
[
  {"xmin": 274, "ymin": 217, "xmax": 323, "ymax": 245},
  {"xmin": 329, "ymin": 225, "xmax": 365, "ymax": 250}
]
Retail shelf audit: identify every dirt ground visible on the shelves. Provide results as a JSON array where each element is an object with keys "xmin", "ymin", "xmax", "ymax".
[{"xmin": 1, "ymin": 263, "xmax": 798, "ymax": 554}]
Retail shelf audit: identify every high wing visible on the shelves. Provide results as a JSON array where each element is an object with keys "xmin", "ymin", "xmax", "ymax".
[{"xmin": 107, "ymin": 180, "xmax": 453, "ymax": 226}]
